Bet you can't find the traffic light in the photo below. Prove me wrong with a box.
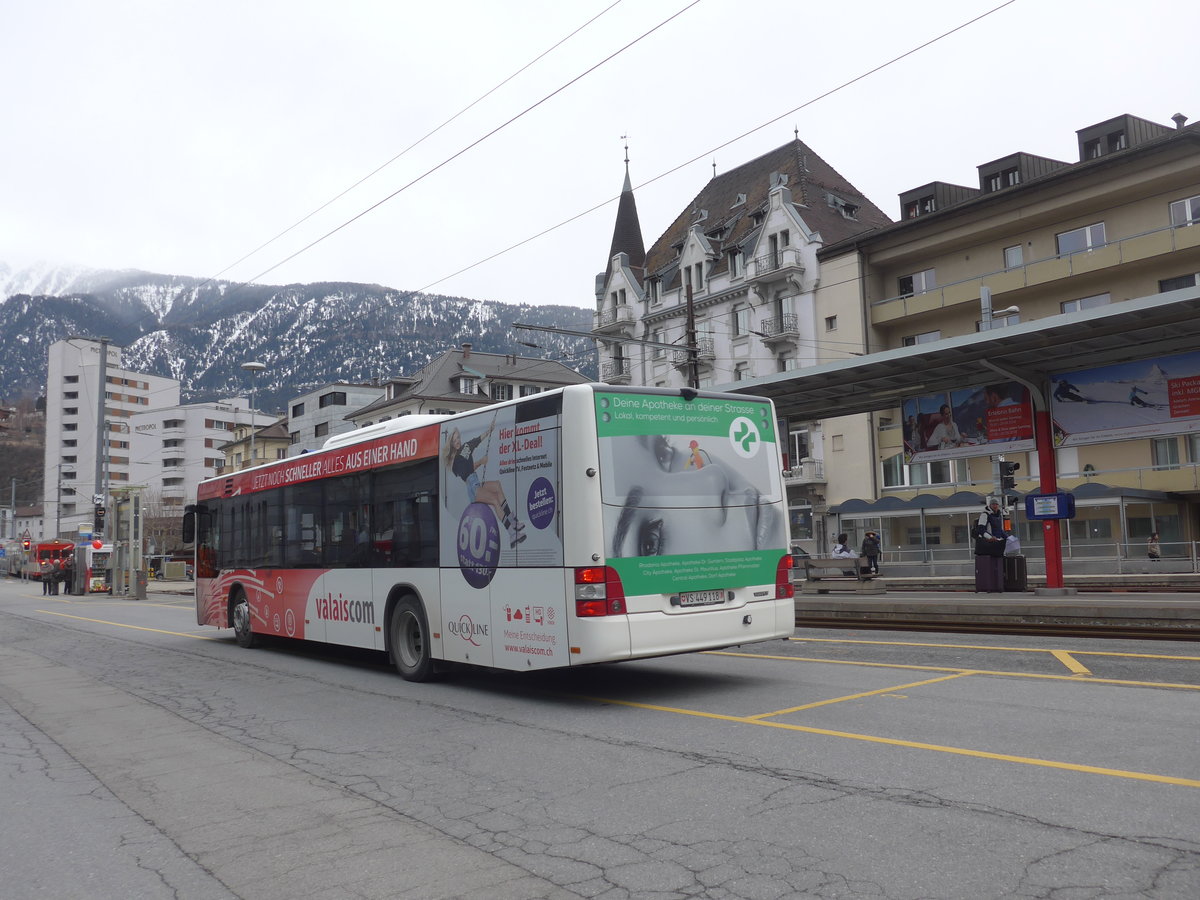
[22,538,31,551]
[999,460,1019,492]
[93,505,106,536]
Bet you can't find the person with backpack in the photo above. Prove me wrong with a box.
[831,533,858,577]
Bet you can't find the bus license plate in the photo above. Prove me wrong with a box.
[677,590,725,607]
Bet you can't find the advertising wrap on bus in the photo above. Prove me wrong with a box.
[438,393,567,670]
[595,391,784,596]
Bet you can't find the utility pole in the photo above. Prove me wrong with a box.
[684,285,699,390]
[93,337,110,538]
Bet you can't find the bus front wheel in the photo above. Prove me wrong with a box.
[390,596,434,682]
[231,591,258,648]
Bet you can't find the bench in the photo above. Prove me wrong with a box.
[797,557,884,594]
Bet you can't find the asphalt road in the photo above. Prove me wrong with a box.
[2,578,1198,899]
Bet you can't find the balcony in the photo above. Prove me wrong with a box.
[757,313,801,347]
[783,458,825,486]
[870,220,1200,325]
[671,338,716,369]
[601,358,632,384]
[748,246,805,295]
[592,304,636,336]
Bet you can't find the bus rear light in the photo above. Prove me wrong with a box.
[574,566,625,616]
[776,554,794,600]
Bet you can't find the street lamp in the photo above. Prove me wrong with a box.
[241,361,266,468]
[980,286,1020,332]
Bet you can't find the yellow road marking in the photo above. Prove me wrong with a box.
[708,650,1200,691]
[790,635,1200,662]
[573,694,1200,788]
[747,672,974,718]
[1051,649,1092,676]
[37,610,217,640]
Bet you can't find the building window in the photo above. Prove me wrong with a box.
[1083,138,1101,160]
[456,377,478,395]
[1160,273,1199,292]
[163,439,183,448]
[289,431,299,444]
[519,385,541,397]
[647,279,660,304]
[1061,293,1110,314]
[693,264,704,291]
[63,391,78,400]
[319,391,347,408]
[733,362,749,381]
[732,306,751,337]
[162,458,184,467]
[1152,437,1180,470]
[64,375,78,383]
[490,383,514,401]
[1003,245,1024,269]
[825,315,837,332]
[163,419,184,428]
[897,268,936,297]
[63,439,77,448]
[650,328,665,359]
[63,423,77,432]
[314,422,330,437]
[1108,131,1127,152]
[63,407,78,415]
[902,330,941,346]
[728,249,742,278]
[777,354,795,372]
[292,402,305,417]
[1170,195,1200,227]
[1056,223,1105,256]
[903,195,936,219]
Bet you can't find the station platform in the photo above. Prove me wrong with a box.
[794,577,1200,638]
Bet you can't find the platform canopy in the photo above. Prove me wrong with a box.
[731,285,1200,421]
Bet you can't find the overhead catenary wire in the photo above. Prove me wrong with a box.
[238,0,705,288]
[202,0,628,287]
[412,0,1017,295]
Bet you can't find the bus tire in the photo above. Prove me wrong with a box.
[389,596,435,682]
[231,589,258,649]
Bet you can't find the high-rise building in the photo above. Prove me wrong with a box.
[43,339,179,539]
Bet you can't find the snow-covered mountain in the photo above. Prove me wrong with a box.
[0,262,596,413]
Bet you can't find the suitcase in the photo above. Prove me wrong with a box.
[974,555,1004,593]
[1004,554,1028,592]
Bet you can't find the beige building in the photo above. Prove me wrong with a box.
[817,112,1200,568]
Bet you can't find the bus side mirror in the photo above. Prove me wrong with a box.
[182,511,195,544]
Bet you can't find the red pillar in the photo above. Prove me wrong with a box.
[1034,409,1064,589]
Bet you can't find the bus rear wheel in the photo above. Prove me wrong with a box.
[390,596,435,682]
[231,591,258,648]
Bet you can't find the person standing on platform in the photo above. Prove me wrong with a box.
[974,499,1006,593]
[1147,532,1162,561]
[860,531,881,575]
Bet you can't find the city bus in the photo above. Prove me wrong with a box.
[22,539,76,579]
[184,384,794,681]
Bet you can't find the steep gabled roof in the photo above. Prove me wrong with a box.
[603,167,646,285]
[350,346,590,418]
[643,138,891,279]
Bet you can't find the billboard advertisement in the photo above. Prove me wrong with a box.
[1051,350,1200,447]
[903,381,1035,464]
[595,391,786,596]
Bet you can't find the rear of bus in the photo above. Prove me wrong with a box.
[569,386,794,663]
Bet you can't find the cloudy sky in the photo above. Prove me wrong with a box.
[2,0,1192,309]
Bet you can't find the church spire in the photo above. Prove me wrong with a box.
[605,135,646,282]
